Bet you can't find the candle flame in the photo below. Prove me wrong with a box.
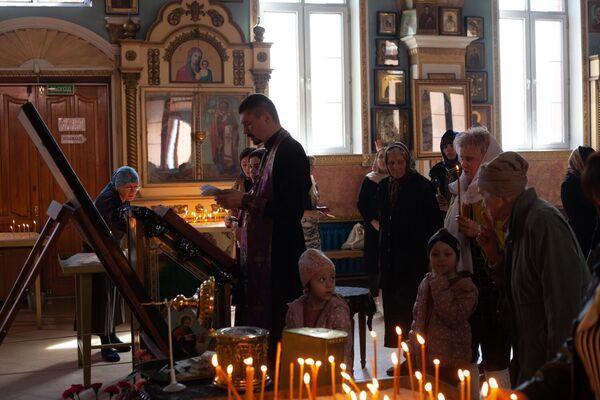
[372,378,379,388]
[510,394,518,400]
[261,365,267,373]
[456,165,460,172]
[298,358,305,365]
[340,363,346,371]
[395,326,402,335]
[359,391,367,400]
[383,396,390,400]
[304,372,311,384]
[437,394,445,400]
[341,372,352,381]
[305,358,315,365]
[366,383,375,395]
[370,331,377,338]
[424,382,432,392]
[433,359,440,366]
[211,354,218,367]
[328,355,335,363]
[481,382,489,397]
[463,370,470,378]
[458,369,464,381]
[416,334,425,345]
[350,392,357,400]
[227,364,233,374]
[391,352,398,365]
[401,342,409,352]
[489,378,498,389]
[244,357,253,366]
[315,360,322,367]
[415,371,422,381]
[342,384,351,394]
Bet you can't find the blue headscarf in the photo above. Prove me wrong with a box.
[111,166,139,188]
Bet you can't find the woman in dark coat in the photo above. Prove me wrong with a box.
[561,146,596,258]
[87,166,140,362]
[378,143,443,349]
[357,148,387,297]
[429,130,460,215]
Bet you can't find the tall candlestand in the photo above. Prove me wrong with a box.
[164,300,186,392]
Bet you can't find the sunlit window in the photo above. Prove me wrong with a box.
[0,0,90,5]
[498,0,568,150]
[261,0,351,154]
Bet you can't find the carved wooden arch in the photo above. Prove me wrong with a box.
[0,17,115,70]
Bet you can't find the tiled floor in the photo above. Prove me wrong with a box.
[0,296,394,400]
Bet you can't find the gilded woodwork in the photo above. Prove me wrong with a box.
[147,48,160,86]
[123,72,140,170]
[233,49,245,86]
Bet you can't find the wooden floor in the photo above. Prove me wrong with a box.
[0,296,394,400]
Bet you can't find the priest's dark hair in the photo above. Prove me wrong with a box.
[238,93,280,124]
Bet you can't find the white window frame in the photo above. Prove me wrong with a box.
[0,0,91,6]
[260,0,353,154]
[498,1,570,150]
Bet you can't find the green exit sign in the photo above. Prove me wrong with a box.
[47,84,74,96]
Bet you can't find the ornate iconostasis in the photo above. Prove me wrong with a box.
[119,0,271,205]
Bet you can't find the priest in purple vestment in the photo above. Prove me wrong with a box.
[215,94,312,362]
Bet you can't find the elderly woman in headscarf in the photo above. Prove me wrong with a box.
[357,148,388,297]
[285,248,353,365]
[444,126,511,392]
[377,142,442,367]
[87,166,140,362]
[475,152,589,386]
[561,146,596,258]
[429,130,460,214]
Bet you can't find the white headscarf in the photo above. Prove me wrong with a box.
[445,134,502,273]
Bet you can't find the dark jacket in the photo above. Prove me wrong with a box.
[378,172,443,287]
[561,173,597,257]
[357,177,381,274]
[83,183,126,252]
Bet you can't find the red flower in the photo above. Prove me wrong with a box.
[62,387,75,399]
[88,382,102,391]
[103,385,120,395]
[134,378,146,391]
[117,380,132,390]
[70,384,84,393]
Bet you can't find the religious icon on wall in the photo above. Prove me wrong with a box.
[471,104,494,131]
[465,42,485,69]
[372,108,409,152]
[106,0,139,14]
[590,1,600,33]
[170,40,223,83]
[416,3,437,35]
[376,39,400,67]
[466,71,488,103]
[377,11,398,36]
[439,8,462,35]
[375,69,406,106]
[170,309,210,358]
[400,9,417,36]
[465,16,484,38]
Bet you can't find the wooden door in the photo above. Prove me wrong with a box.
[0,84,111,297]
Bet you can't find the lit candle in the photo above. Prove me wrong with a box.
[9,225,13,232]
[395,327,402,366]
[227,364,234,400]
[342,383,351,400]
[211,354,222,383]
[244,357,254,400]
[313,360,321,399]
[416,334,426,380]
[433,359,439,397]
[415,371,423,400]
[424,382,433,400]
[489,378,498,400]
[437,394,445,400]
[401,342,414,395]
[391,353,398,400]
[275,342,282,400]
[340,372,360,393]
[463,369,471,400]
[360,391,367,400]
[481,381,489,399]
[304,373,313,400]
[383,395,390,400]
[458,370,465,400]
[456,165,462,216]
[350,392,357,400]
[26,224,30,232]
[260,365,267,400]
[370,331,378,377]
[510,394,518,400]
[372,378,379,400]
[297,358,305,400]
[289,362,294,400]
[328,355,336,400]
[33,220,36,232]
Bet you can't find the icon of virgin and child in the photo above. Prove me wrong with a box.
[175,47,214,82]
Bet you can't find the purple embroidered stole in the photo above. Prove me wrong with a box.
[239,129,291,330]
